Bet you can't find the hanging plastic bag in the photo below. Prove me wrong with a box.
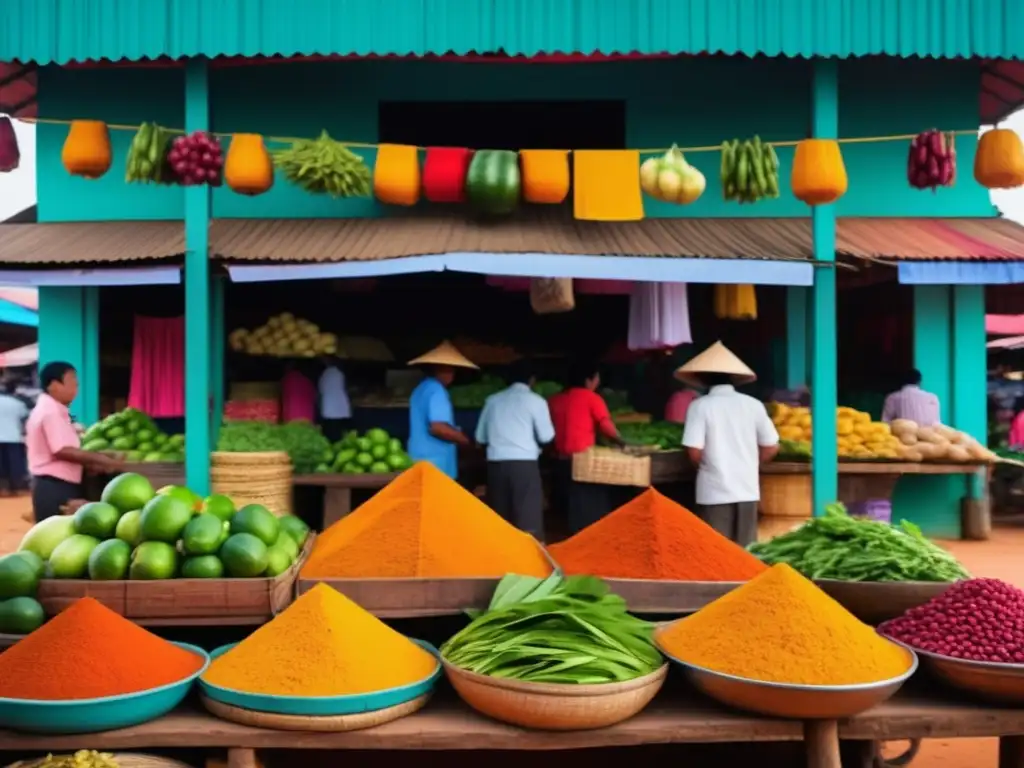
[530,278,575,314]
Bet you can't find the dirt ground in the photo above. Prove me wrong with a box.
[0,496,1017,765]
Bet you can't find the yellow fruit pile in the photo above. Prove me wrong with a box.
[769,404,902,460]
[228,312,338,358]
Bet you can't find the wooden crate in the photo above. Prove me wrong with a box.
[297,538,553,618]
[36,535,314,626]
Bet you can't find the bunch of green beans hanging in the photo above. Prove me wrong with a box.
[748,503,970,583]
[441,573,662,684]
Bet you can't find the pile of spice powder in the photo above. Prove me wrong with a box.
[301,462,552,579]
[548,488,767,581]
[204,583,437,696]
[0,597,205,700]
[657,563,911,685]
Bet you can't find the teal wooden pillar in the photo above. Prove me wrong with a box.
[210,275,226,444]
[809,59,839,514]
[785,286,808,388]
[184,59,212,495]
[952,285,987,500]
[38,286,100,425]
[912,285,952,423]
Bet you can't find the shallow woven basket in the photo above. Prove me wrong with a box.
[210,466,294,483]
[7,754,194,768]
[210,451,290,467]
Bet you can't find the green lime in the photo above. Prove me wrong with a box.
[218,520,231,547]
[356,452,374,468]
[369,461,390,474]
[0,553,40,598]
[387,438,403,454]
[156,485,202,512]
[18,516,75,560]
[135,429,154,443]
[263,547,292,577]
[49,534,101,579]
[152,432,169,446]
[72,501,121,539]
[11,551,44,581]
[202,493,236,522]
[278,515,309,547]
[182,514,224,556]
[0,597,45,634]
[355,437,372,452]
[139,495,193,543]
[100,472,155,514]
[135,442,155,453]
[88,539,131,580]
[366,427,390,445]
[104,425,126,440]
[111,436,135,451]
[129,541,178,580]
[273,531,299,560]
[230,505,280,547]
[219,533,269,578]
[386,452,407,470]
[115,509,144,547]
[370,444,388,460]
[181,555,225,579]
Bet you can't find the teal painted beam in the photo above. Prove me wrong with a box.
[785,286,808,389]
[37,286,100,425]
[952,285,987,500]
[913,285,952,423]
[210,276,225,444]
[810,59,839,515]
[81,287,100,426]
[184,59,212,496]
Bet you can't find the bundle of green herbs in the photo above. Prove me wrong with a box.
[441,573,662,684]
[748,502,969,582]
[216,420,330,473]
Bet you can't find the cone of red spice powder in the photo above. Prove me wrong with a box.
[548,488,768,581]
[0,597,205,700]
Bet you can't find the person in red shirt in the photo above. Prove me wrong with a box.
[549,362,625,534]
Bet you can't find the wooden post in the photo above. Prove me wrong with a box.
[211,274,226,444]
[809,58,839,516]
[226,748,262,768]
[786,286,808,388]
[803,720,841,768]
[184,57,212,496]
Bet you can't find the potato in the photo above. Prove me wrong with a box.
[891,418,919,433]
[901,449,924,462]
[934,424,959,441]
[894,430,918,446]
[914,442,942,459]
[946,445,971,462]
[916,428,949,446]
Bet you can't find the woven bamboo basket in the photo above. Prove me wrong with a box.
[210,451,292,515]
[7,754,194,768]
[572,447,651,488]
[759,473,812,519]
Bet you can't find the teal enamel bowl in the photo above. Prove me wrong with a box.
[199,640,442,716]
[0,641,209,734]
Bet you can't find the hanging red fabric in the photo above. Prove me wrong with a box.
[423,147,473,203]
[127,315,185,418]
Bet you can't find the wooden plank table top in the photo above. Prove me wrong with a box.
[292,472,399,489]
[764,461,988,476]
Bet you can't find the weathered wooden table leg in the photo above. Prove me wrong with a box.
[838,739,877,768]
[804,720,842,768]
[227,747,261,768]
[323,487,353,528]
[1000,735,1024,768]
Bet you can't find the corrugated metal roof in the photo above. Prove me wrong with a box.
[209,214,815,263]
[0,221,183,264]
[837,218,1024,261]
[1,0,1021,65]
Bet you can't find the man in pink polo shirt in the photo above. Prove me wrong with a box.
[26,362,121,522]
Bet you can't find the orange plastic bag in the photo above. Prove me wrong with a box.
[374,144,421,206]
[521,150,570,204]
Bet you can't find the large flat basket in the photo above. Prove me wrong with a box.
[572,447,651,488]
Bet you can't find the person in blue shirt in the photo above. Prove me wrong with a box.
[406,341,477,480]
[475,359,555,541]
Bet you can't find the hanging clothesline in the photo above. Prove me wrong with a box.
[15,116,980,155]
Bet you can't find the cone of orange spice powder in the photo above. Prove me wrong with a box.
[0,597,205,700]
[548,488,767,581]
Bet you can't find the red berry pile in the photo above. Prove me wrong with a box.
[879,578,1024,664]
[168,131,223,186]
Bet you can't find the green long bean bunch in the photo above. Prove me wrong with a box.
[748,503,970,583]
[441,574,662,685]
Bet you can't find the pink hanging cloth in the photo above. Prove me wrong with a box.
[627,282,693,351]
[128,315,185,418]
[281,370,316,422]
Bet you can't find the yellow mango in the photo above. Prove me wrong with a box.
[837,417,854,436]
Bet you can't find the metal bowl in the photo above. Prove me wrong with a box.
[913,647,1024,704]
[654,632,918,719]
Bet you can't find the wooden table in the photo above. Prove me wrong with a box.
[292,472,400,528]
[3,691,1024,768]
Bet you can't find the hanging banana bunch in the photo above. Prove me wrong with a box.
[713,285,758,320]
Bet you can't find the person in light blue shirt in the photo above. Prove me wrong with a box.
[406,342,477,480]
[475,359,555,540]
[0,381,29,495]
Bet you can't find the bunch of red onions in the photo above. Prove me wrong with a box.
[168,131,223,186]
[907,129,956,191]
[879,578,1024,664]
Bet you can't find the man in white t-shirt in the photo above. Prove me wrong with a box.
[317,357,352,443]
[677,342,779,546]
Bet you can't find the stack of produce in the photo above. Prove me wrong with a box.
[770,404,903,460]
[301,462,551,579]
[0,550,46,634]
[228,312,338,357]
[30,751,119,768]
[615,421,683,450]
[442,573,662,684]
[749,503,969,583]
[19,473,310,581]
[203,583,436,697]
[656,563,912,685]
[907,129,956,191]
[720,136,780,203]
[315,428,412,474]
[880,579,1024,663]
[449,375,507,409]
[81,407,184,463]
[216,420,331,474]
[0,596,205,699]
[271,131,372,198]
[549,488,766,582]
[889,419,997,462]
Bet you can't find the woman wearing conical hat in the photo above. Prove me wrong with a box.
[406,341,478,480]
[677,342,780,546]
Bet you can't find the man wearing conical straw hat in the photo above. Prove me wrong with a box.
[406,341,478,480]
[677,341,780,546]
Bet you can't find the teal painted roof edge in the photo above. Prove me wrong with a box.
[2,0,1022,65]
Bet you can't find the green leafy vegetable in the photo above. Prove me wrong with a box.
[216,420,330,474]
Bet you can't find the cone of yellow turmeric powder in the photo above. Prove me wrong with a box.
[200,583,440,715]
[300,462,551,579]
[655,564,915,687]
